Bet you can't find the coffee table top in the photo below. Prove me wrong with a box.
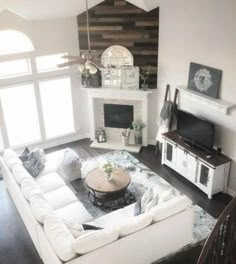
[85,167,131,194]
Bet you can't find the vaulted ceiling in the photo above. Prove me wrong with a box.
[0,0,159,20]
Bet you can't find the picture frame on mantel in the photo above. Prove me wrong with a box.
[121,66,139,90]
[187,62,222,99]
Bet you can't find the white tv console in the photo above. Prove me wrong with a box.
[162,131,231,199]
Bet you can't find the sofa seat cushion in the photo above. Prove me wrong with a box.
[44,214,77,262]
[12,163,31,185]
[150,195,192,223]
[44,186,78,210]
[55,201,93,225]
[118,213,152,238]
[72,227,119,255]
[21,177,44,201]
[30,196,54,224]
[35,172,65,193]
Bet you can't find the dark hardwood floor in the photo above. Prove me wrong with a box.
[0,139,232,264]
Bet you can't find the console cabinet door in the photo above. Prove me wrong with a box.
[163,140,176,168]
[196,161,214,194]
[175,148,187,176]
[186,154,198,183]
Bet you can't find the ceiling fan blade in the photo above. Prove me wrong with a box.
[57,60,81,68]
[62,55,81,60]
[91,60,105,69]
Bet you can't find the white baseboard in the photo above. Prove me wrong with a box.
[226,187,236,198]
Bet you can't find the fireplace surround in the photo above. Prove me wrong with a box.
[84,88,152,153]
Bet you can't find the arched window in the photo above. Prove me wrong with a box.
[0,30,34,55]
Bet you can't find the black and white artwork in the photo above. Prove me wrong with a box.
[187,62,222,98]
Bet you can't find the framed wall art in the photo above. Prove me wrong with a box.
[187,62,222,99]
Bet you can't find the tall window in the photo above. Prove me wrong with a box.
[0,30,77,150]
[0,84,41,146]
[0,30,34,55]
[39,77,75,138]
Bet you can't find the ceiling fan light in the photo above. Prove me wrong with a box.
[89,66,98,74]
[85,61,92,70]
[77,64,85,72]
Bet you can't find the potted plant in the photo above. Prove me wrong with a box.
[140,65,151,90]
[100,161,115,181]
[132,120,145,145]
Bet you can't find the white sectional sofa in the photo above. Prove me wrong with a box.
[0,148,194,264]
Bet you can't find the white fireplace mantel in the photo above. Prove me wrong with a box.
[83,88,153,152]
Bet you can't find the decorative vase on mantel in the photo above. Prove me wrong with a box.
[132,119,145,146]
[134,130,143,145]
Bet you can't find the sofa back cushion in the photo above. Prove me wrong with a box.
[21,177,44,201]
[3,149,22,170]
[44,214,77,262]
[12,163,31,185]
[30,196,54,224]
[150,195,192,223]
[72,227,119,255]
[118,213,152,238]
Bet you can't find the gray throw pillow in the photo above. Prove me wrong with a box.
[23,152,45,177]
[19,147,30,162]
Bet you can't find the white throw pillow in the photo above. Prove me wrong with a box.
[118,213,152,238]
[158,188,176,204]
[30,196,54,224]
[145,194,159,212]
[12,163,31,185]
[140,188,154,213]
[72,227,119,255]
[150,195,192,222]
[57,148,81,183]
[44,214,77,262]
[3,149,22,170]
[21,177,44,201]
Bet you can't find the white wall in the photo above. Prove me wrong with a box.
[157,0,236,194]
[0,11,90,147]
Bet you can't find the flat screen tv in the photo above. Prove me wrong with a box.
[177,109,215,151]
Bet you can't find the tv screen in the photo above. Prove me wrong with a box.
[104,104,133,128]
[177,109,215,151]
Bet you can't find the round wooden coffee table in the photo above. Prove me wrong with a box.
[85,167,132,209]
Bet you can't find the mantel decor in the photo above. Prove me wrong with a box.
[132,119,145,145]
[188,62,222,99]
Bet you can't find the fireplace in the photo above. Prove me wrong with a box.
[104,104,133,128]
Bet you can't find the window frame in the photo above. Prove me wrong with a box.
[0,50,79,150]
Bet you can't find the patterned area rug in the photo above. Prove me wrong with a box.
[71,150,216,248]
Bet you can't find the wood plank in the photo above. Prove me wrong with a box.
[95,9,144,15]
[114,0,126,6]
[90,41,134,47]
[79,26,123,31]
[102,33,150,39]
[135,21,159,27]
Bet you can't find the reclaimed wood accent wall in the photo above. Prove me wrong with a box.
[77,0,159,89]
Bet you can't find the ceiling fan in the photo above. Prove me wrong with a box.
[57,0,104,74]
